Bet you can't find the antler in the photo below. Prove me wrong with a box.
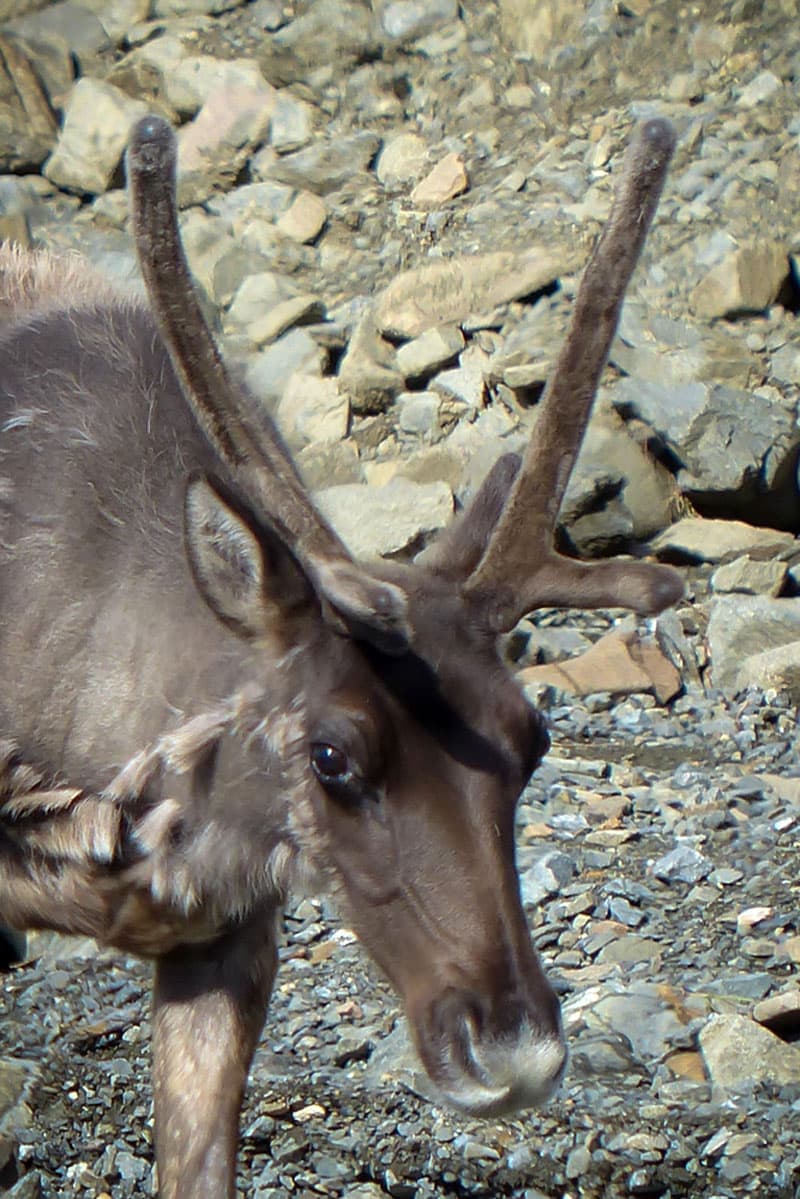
[463,118,684,633]
[127,116,410,651]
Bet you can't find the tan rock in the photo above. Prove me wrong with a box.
[276,191,327,243]
[691,241,788,319]
[376,132,428,186]
[517,629,682,705]
[711,555,787,597]
[665,1050,707,1082]
[733,639,800,701]
[376,248,575,339]
[699,1013,800,1089]
[410,152,468,207]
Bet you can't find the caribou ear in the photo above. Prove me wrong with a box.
[184,475,312,640]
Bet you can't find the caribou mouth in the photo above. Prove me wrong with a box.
[426,1009,568,1118]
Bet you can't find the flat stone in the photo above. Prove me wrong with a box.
[651,845,712,885]
[314,478,453,560]
[245,294,324,347]
[651,518,794,565]
[771,342,800,384]
[710,556,787,597]
[375,248,575,339]
[699,1013,800,1090]
[410,152,468,206]
[395,324,464,381]
[269,89,314,153]
[260,131,381,194]
[226,271,296,329]
[244,328,325,403]
[396,392,441,437]
[517,630,682,706]
[296,440,364,490]
[378,0,459,42]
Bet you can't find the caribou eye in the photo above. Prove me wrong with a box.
[310,742,350,784]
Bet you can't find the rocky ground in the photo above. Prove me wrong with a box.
[2,0,800,1196]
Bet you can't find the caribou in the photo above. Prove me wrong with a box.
[0,115,682,1197]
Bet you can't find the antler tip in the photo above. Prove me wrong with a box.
[128,114,176,177]
[642,564,684,615]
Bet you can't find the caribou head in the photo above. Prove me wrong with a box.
[0,114,681,1195]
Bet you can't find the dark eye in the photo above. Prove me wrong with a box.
[310,742,349,784]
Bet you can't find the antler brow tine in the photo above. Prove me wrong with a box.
[464,117,683,631]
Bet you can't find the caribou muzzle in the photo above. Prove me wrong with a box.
[414,985,567,1116]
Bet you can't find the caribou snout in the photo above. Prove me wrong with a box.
[412,984,567,1117]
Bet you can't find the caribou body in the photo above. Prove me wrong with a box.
[0,116,681,1197]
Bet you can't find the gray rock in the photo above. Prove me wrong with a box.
[0,32,62,173]
[612,300,755,390]
[707,595,800,694]
[314,478,452,560]
[276,192,327,244]
[270,90,315,154]
[396,392,441,438]
[731,640,800,702]
[520,850,576,905]
[162,54,269,117]
[710,556,787,597]
[395,324,464,382]
[153,0,242,12]
[338,312,404,414]
[770,342,800,385]
[699,1013,800,1090]
[691,241,788,318]
[498,0,584,60]
[375,132,428,188]
[177,82,276,206]
[377,0,459,43]
[650,517,794,564]
[87,0,151,44]
[257,132,381,195]
[244,295,325,348]
[296,440,364,490]
[43,79,148,195]
[616,377,798,523]
[260,0,379,83]
[7,2,110,68]
[275,373,349,452]
[244,328,326,404]
[226,272,298,330]
[651,845,712,885]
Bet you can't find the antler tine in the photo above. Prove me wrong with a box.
[127,116,344,562]
[128,116,411,651]
[464,117,683,633]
